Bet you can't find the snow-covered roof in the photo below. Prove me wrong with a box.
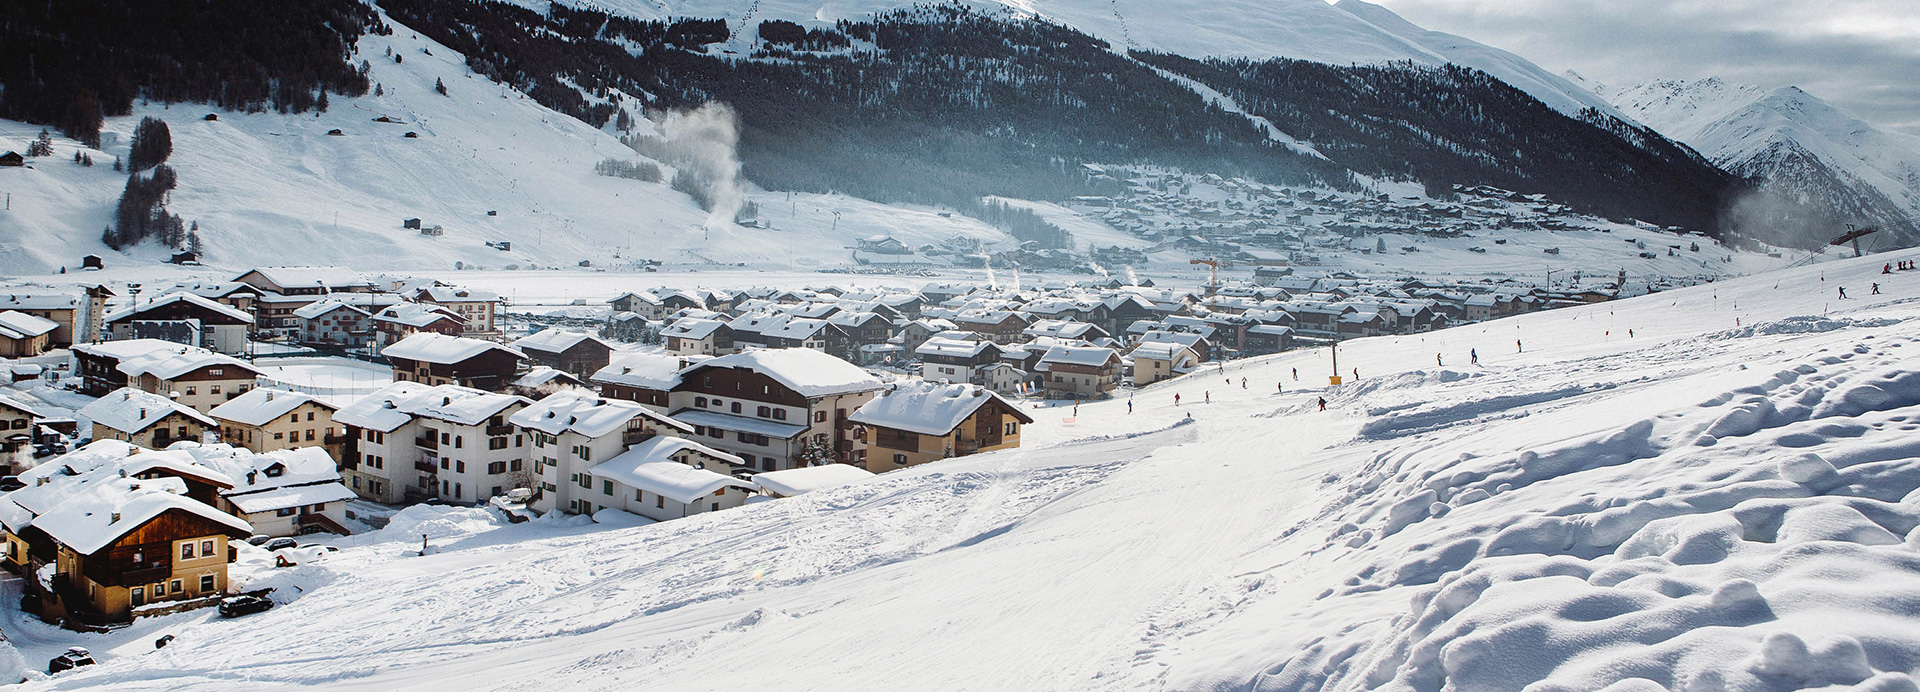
[33,475,249,556]
[510,366,581,389]
[292,300,371,320]
[374,303,465,328]
[663,317,729,340]
[115,346,260,381]
[750,464,876,497]
[0,292,79,311]
[1129,341,1194,361]
[509,390,690,437]
[590,442,753,504]
[608,291,660,306]
[382,333,524,364]
[105,291,255,324]
[333,382,528,431]
[849,382,1032,436]
[79,388,217,433]
[761,317,834,341]
[669,409,810,440]
[592,353,694,390]
[512,328,609,354]
[209,388,330,427]
[1137,331,1209,349]
[0,392,44,418]
[1023,319,1103,339]
[236,266,373,290]
[1040,345,1120,368]
[225,482,359,515]
[415,286,501,303]
[0,310,59,340]
[1247,324,1294,337]
[685,348,883,398]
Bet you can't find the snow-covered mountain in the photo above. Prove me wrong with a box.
[1595,77,1920,248]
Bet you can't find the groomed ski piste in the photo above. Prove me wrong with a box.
[9,251,1920,691]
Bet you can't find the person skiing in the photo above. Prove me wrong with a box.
[1839,286,1848,299]
[1204,391,1210,404]
[1277,382,1284,393]
[1241,377,1247,389]
[1470,348,1478,365]
[1352,368,1359,380]
[1317,397,1327,411]
[1886,263,1894,274]
[1127,400,1133,414]
[1174,393,1181,406]
[1292,367,1298,380]
[1436,353,1443,367]
[1872,283,1882,295]
[1516,339,1523,353]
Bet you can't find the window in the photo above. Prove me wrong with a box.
[815,411,827,423]
[181,542,196,559]
[894,453,908,466]
[731,402,742,414]
[209,369,223,376]
[489,437,507,450]
[635,489,644,501]
[307,412,315,421]
[353,476,361,489]
[289,414,299,423]
[455,461,466,473]
[454,436,462,449]
[132,587,145,606]
[277,508,298,517]
[454,484,462,499]
[707,428,723,439]
[440,458,450,470]
[306,429,316,441]
[211,385,222,394]
[170,578,183,594]
[602,480,614,495]
[578,474,590,489]
[488,461,506,475]
[772,409,787,421]
[515,436,523,448]
[201,574,215,592]
[757,406,771,418]
[273,432,284,440]
[695,396,708,408]
[510,459,523,472]
[201,540,214,555]
[186,386,198,396]
[656,495,665,509]
[762,457,775,472]
[1005,422,1018,436]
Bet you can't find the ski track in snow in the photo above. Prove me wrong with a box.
[14,251,1920,691]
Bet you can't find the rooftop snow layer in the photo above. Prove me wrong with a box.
[849,381,1030,436]
[104,291,255,324]
[79,387,218,433]
[382,332,524,364]
[208,388,327,427]
[684,348,883,398]
[0,310,59,339]
[32,475,249,555]
[592,353,694,390]
[512,328,607,354]
[333,382,528,430]
[509,390,689,437]
[590,450,752,504]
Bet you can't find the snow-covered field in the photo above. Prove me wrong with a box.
[253,358,396,398]
[10,248,1917,689]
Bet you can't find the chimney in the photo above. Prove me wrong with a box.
[111,512,121,523]
[140,408,147,419]
[266,392,274,401]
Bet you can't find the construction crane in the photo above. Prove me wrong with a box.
[1190,258,1235,295]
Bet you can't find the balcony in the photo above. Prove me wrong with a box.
[415,460,438,473]
[414,436,438,450]
[485,424,514,436]
[121,564,170,585]
[622,429,657,446]
[322,433,347,446]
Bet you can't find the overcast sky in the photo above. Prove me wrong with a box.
[1365,0,1920,137]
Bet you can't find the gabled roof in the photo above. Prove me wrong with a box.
[115,346,261,381]
[79,388,217,434]
[915,336,1000,359]
[209,388,331,427]
[414,286,501,303]
[0,310,59,340]
[333,382,528,431]
[0,292,79,311]
[683,349,883,398]
[381,333,524,364]
[34,476,250,555]
[663,317,729,340]
[1129,341,1195,361]
[512,328,610,354]
[590,439,753,504]
[72,338,194,361]
[509,390,690,437]
[849,381,1032,436]
[592,353,695,391]
[293,300,371,320]
[1039,345,1119,368]
[234,266,374,291]
[608,291,661,306]
[105,291,255,324]
[0,392,44,418]
[511,366,583,389]
[374,303,465,328]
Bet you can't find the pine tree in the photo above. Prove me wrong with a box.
[375,83,384,97]
[435,77,447,95]
[128,117,173,172]
[26,129,54,157]
[317,89,329,113]
[113,157,123,172]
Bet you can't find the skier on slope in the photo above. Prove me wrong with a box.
[1317,397,1327,411]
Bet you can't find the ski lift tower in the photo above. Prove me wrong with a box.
[1830,224,1878,258]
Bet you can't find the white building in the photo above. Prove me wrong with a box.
[332,382,533,504]
[509,390,701,516]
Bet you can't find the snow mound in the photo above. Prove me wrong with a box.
[380,504,504,541]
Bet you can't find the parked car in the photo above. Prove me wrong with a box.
[218,595,274,618]
[246,535,272,546]
[48,647,94,674]
[264,538,298,551]
[0,476,23,492]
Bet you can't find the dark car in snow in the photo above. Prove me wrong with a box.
[219,595,274,618]
[48,647,94,674]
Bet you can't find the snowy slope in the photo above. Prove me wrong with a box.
[534,0,1623,121]
[15,250,1920,689]
[0,15,1018,275]
[1602,78,1920,245]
